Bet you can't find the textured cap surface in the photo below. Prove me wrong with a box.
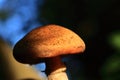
[13,24,85,64]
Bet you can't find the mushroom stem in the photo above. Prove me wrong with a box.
[45,56,68,80]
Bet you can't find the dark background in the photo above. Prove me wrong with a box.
[40,0,120,80]
[0,0,120,80]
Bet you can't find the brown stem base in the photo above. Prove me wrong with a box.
[45,56,68,80]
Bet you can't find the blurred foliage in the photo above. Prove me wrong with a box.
[108,31,120,52]
[101,31,120,80]
[0,12,9,20]
[101,53,120,80]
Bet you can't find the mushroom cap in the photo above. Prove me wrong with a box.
[13,24,85,64]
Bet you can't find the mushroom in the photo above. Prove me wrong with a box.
[13,24,85,80]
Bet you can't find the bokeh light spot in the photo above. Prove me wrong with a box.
[108,31,120,51]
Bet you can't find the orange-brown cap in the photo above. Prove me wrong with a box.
[13,24,85,64]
